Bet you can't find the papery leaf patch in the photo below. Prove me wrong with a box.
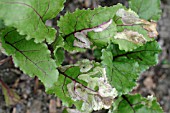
[73,19,113,49]
[113,29,146,51]
[116,8,140,25]
[141,20,158,38]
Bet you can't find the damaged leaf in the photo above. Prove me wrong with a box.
[67,66,118,112]
[73,19,113,49]
[73,32,91,49]
[141,20,158,38]
[114,8,159,51]
[58,4,123,52]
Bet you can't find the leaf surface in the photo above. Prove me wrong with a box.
[0,19,5,30]
[101,41,161,94]
[110,94,163,113]
[0,0,65,43]
[113,8,157,52]
[53,36,65,66]
[1,28,58,89]
[58,4,123,52]
[128,0,161,21]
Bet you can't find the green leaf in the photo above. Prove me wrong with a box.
[53,36,65,66]
[1,28,58,89]
[101,49,140,94]
[58,4,123,52]
[48,73,83,109]
[0,19,5,30]
[110,94,163,113]
[0,0,66,43]
[112,41,161,71]
[128,0,161,21]
[54,47,65,67]
[101,41,161,94]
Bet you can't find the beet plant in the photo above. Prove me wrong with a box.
[0,0,163,112]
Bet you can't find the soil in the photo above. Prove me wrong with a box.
[0,0,170,113]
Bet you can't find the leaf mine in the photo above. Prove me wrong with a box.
[67,65,118,112]
[114,29,146,44]
[73,19,113,49]
[116,8,140,25]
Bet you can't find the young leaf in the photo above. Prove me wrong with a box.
[128,0,161,21]
[0,0,66,43]
[110,94,163,113]
[58,4,123,52]
[1,28,58,90]
[101,41,161,94]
